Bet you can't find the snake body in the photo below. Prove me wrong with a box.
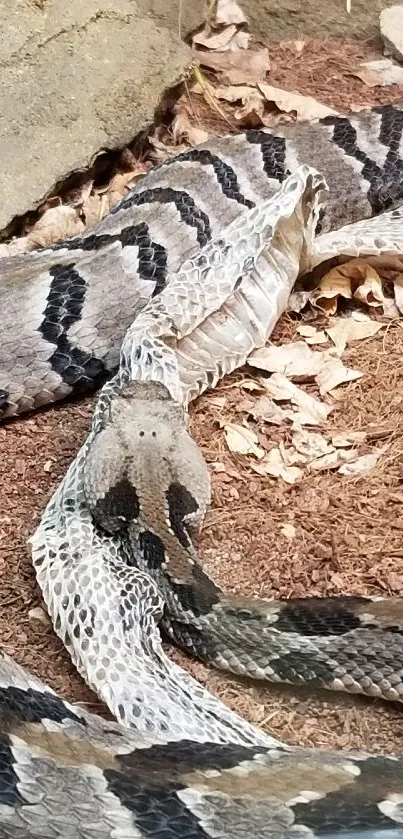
[2,104,403,836]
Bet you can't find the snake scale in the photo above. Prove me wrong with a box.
[2,103,403,837]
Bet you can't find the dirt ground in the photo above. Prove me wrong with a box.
[2,32,403,758]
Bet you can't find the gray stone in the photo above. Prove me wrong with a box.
[380,5,403,62]
[0,0,196,233]
[240,0,396,43]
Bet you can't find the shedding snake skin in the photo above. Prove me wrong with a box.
[2,104,403,837]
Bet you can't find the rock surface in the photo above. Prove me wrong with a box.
[380,5,403,62]
[0,0,195,233]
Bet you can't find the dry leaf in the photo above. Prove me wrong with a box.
[360,58,403,86]
[248,341,324,377]
[27,205,85,249]
[312,271,353,315]
[251,448,303,483]
[245,394,292,425]
[215,84,257,102]
[28,607,51,626]
[64,179,93,208]
[82,194,104,227]
[280,523,297,539]
[0,237,35,257]
[224,423,265,458]
[331,431,367,447]
[316,360,364,395]
[395,282,403,315]
[291,428,334,460]
[193,47,270,84]
[314,259,385,315]
[338,448,386,476]
[309,448,357,471]
[349,65,381,87]
[264,373,332,425]
[239,379,265,392]
[214,0,247,26]
[383,296,401,318]
[326,317,384,354]
[257,83,337,121]
[287,290,311,313]
[98,167,148,211]
[172,110,210,146]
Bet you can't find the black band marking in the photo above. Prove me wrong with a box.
[166,482,199,548]
[0,686,85,726]
[112,187,212,248]
[40,263,107,391]
[274,596,369,637]
[246,131,289,182]
[92,478,140,532]
[293,756,402,834]
[322,110,403,215]
[169,148,255,209]
[55,222,168,296]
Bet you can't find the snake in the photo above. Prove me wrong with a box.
[2,103,403,837]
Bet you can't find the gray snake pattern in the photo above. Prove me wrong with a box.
[1,104,403,838]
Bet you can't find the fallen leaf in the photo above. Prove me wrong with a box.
[224,423,265,458]
[28,607,51,626]
[97,166,149,211]
[331,431,367,447]
[257,83,337,121]
[0,237,35,257]
[313,259,385,315]
[244,394,292,425]
[359,58,403,86]
[237,95,268,126]
[239,379,265,392]
[305,331,328,345]
[27,205,85,249]
[193,46,270,85]
[338,448,386,476]
[82,194,104,227]
[251,448,303,483]
[309,448,357,471]
[383,296,401,318]
[215,84,257,102]
[214,0,247,26]
[291,428,334,459]
[326,317,384,354]
[316,360,364,395]
[349,65,381,87]
[287,290,311,313]
[172,110,210,146]
[280,523,297,539]
[263,373,332,425]
[248,341,324,377]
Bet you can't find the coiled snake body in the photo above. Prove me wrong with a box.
[2,105,403,837]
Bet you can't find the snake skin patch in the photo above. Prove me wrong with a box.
[293,757,402,834]
[40,263,107,390]
[246,131,288,181]
[166,482,199,548]
[93,478,141,532]
[0,686,85,725]
[268,650,336,687]
[112,187,213,248]
[169,149,256,209]
[323,109,403,215]
[57,222,168,296]
[274,596,368,636]
[0,734,25,808]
